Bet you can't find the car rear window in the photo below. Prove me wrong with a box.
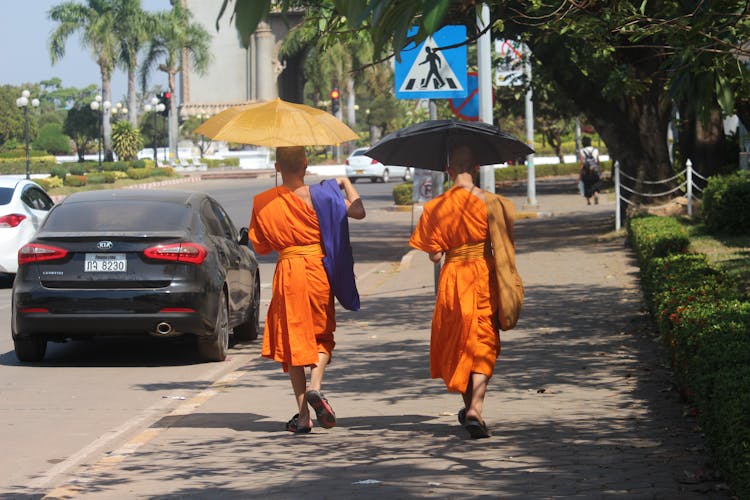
[42,201,192,232]
[0,187,14,205]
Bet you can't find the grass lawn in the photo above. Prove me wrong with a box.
[684,219,750,296]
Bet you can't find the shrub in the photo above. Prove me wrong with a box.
[203,157,240,168]
[68,164,88,176]
[33,176,63,191]
[393,182,413,205]
[130,159,146,168]
[126,167,152,179]
[102,161,130,172]
[86,173,107,184]
[50,165,68,179]
[63,174,87,187]
[0,160,58,175]
[0,150,51,159]
[151,166,174,177]
[103,171,118,183]
[702,171,750,235]
[33,123,72,155]
[111,121,143,161]
[627,215,689,265]
[629,215,750,498]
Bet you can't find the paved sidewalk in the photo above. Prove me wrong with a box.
[42,178,727,499]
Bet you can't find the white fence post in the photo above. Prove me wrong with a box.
[685,158,693,217]
[614,160,621,231]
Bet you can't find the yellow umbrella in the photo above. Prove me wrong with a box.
[194,97,358,147]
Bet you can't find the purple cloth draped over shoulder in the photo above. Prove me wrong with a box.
[309,179,360,311]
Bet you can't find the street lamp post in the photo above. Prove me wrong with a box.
[90,95,111,171]
[15,90,40,180]
[144,97,164,166]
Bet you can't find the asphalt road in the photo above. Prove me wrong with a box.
[0,175,401,494]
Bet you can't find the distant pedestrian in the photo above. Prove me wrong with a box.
[579,136,601,205]
[249,146,365,434]
[409,145,523,439]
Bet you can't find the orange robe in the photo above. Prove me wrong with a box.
[249,186,335,370]
[409,186,500,393]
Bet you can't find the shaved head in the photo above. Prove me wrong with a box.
[276,146,308,175]
[448,145,478,174]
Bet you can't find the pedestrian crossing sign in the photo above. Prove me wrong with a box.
[395,25,468,100]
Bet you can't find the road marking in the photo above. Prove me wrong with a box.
[37,361,251,498]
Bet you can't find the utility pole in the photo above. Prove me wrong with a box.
[477,3,495,193]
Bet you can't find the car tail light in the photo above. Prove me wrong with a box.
[19,307,49,313]
[0,214,27,228]
[160,307,196,313]
[345,159,350,165]
[18,243,69,265]
[370,159,379,165]
[144,243,207,264]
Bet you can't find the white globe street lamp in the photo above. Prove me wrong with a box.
[16,90,40,179]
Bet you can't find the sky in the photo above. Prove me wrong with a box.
[0,0,172,102]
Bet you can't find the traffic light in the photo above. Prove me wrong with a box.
[330,87,340,115]
[159,91,171,116]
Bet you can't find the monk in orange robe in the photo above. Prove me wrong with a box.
[249,146,365,433]
[409,145,513,439]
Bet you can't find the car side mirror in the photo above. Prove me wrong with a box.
[238,227,249,246]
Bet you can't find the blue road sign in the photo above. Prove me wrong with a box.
[395,26,468,100]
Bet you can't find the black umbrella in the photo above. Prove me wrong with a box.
[365,119,533,172]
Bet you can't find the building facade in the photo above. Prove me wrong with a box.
[180,2,305,120]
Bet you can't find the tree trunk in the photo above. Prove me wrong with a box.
[345,76,356,127]
[168,72,178,162]
[678,106,727,183]
[102,70,113,162]
[128,65,138,127]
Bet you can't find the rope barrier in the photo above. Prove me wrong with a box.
[619,169,685,184]
[614,160,703,230]
[619,182,687,197]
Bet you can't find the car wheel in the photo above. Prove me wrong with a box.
[233,274,260,341]
[198,289,230,362]
[14,336,47,362]
[403,168,413,181]
[380,169,390,183]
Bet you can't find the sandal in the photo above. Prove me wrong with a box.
[458,408,466,426]
[305,390,336,429]
[285,413,311,434]
[464,417,490,439]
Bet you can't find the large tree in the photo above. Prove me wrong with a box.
[141,2,210,162]
[115,0,152,127]
[218,0,750,198]
[49,0,120,161]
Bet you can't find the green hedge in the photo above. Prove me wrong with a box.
[702,171,750,235]
[203,157,240,168]
[0,160,58,175]
[63,174,87,187]
[126,167,152,179]
[628,215,750,497]
[627,215,690,266]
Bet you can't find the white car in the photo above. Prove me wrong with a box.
[0,178,55,275]
[345,147,413,183]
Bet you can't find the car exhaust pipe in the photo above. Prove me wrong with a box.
[155,322,173,335]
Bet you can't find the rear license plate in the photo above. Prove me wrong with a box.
[85,253,127,272]
[355,169,364,174]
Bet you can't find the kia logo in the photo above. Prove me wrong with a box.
[97,241,113,250]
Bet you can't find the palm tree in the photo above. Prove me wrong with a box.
[141,2,210,162]
[49,0,119,161]
[114,0,152,127]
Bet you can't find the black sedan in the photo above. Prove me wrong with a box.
[11,189,260,363]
